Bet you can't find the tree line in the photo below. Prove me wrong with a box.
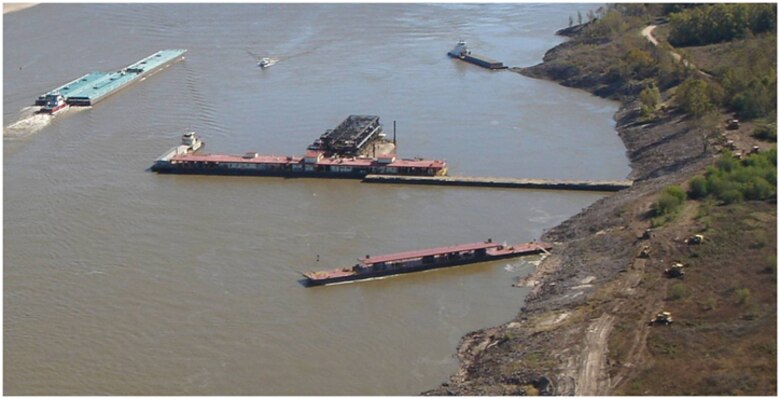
[668,3,776,47]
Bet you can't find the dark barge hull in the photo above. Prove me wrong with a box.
[150,165,438,179]
[449,54,507,70]
[153,166,377,179]
[303,249,547,287]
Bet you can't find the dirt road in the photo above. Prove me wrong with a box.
[576,313,615,395]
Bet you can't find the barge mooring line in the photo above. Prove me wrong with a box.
[362,175,632,192]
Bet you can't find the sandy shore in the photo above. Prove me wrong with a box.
[3,3,38,14]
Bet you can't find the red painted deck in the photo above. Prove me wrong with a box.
[302,240,553,284]
[171,153,303,165]
[361,241,500,265]
[169,152,446,169]
[487,242,552,256]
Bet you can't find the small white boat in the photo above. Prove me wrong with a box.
[258,57,277,68]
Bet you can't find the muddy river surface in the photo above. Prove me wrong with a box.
[4,3,628,394]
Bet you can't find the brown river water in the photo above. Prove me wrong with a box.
[4,3,628,395]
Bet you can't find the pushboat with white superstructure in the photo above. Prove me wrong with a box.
[38,93,69,115]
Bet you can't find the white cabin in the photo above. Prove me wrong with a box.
[181,132,203,152]
[447,40,470,57]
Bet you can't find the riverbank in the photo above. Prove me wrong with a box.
[3,3,37,14]
[425,13,776,396]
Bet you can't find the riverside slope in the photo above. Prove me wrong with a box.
[424,26,720,396]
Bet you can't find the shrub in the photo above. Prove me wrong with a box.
[688,175,708,199]
[735,288,751,305]
[640,84,661,109]
[693,151,777,204]
[665,185,686,202]
[669,283,689,300]
[764,255,776,274]
[753,124,777,141]
[719,189,744,204]
[653,185,687,217]
[743,176,774,200]
[655,193,681,216]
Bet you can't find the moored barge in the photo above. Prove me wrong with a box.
[302,240,552,286]
[151,116,448,178]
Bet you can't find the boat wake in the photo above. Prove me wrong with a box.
[4,107,52,138]
[4,106,89,139]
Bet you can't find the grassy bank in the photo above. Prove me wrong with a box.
[427,4,776,395]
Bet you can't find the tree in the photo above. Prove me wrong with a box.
[676,78,714,117]
[569,15,574,27]
[578,10,582,25]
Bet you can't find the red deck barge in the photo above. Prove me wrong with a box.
[302,240,552,286]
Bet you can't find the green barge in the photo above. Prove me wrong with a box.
[35,49,186,113]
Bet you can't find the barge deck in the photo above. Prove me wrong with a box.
[302,240,552,286]
[362,174,633,192]
[35,49,186,109]
[151,117,448,178]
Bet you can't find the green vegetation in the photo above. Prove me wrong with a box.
[639,83,661,119]
[675,78,715,117]
[654,185,686,215]
[566,4,777,121]
[669,283,690,300]
[668,4,776,47]
[547,5,778,396]
[651,185,686,226]
[753,122,777,142]
[688,149,777,204]
[735,288,752,305]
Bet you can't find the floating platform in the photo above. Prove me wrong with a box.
[35,49,187,107]
[302,240,551,286]
[362,174,633,192]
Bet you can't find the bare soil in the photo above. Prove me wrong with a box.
[424,24,776,396]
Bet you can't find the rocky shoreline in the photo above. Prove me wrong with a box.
[424,25,720,396]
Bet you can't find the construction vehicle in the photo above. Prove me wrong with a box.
[649,311,673,326]
[727,119,740,130]
[638,245,651,258]
[664,262,685,278]
[640,228,654,240]
[685,234,704,245]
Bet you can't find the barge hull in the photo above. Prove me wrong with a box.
[151,165,374,179]
[304,251,542,286]
[462,53,506,69]
[303,243,550,287]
